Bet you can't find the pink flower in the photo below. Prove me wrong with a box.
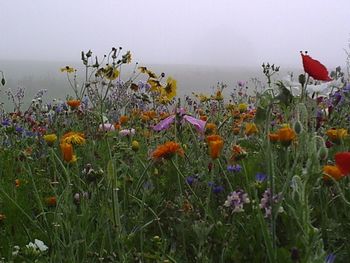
[99,123,115,131]
[153,114,206,133]
[119,128,135,136]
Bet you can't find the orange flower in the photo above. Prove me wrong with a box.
[67,99,81,108]
[46,196,57,207]
[114,122,121,130]
[200,115,208,121]
[277,127,296,146]
[326,128,348,143]
[15,179,20,188]
[233,127,240,135]
[60,142,77,163]
[323,165,344,181]
[207,135,224,159]
[268,133,279,142]
[231,144,247,161]
[119,115,129,125]
[151,141,184,160]
[0,213,6,222]
[205,123,217,135]
[208,140,224,159]
[245,123,258,136]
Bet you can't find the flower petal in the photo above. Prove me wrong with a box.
[153,115,175,131]
[183,115,206,133]
[301,52,332,81]
[335,152,350,175]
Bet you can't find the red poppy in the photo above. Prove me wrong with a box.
[301,51,331,81]
[335,152,350,175]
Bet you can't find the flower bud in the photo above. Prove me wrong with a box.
[293,120,303,134]
[318,146,328,160]
[298,74,306,86]
[131,140,140,152]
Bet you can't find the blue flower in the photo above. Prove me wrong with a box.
[227,164,242,173]
[1,119,10,126]
[212,185,224,194]
[255,173,267,183]
[186,175,198,186]
[325,253,336,263]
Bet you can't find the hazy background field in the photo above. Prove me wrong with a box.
[0,59,306,110]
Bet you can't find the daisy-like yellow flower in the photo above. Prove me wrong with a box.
[138,66,148,73]
[60,66,75,73]
[161,77,177,100]
[102,65,119,80]
[326,128,348,143]
[122,51,132,64]
[148,79,162,92]
[43,134,58,146]
[238,103,248,112]
[61,132,86,145]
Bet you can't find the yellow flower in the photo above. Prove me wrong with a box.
[60,66,75,73]
[245,123,258,136]
[43,134,57,146]
[238,103,248,112]
[161,77,177,100]
[205,123,217,135]
[148,79,162,92]
[61,132,86,145]
[326,128,348,143]
[102,65,119,80]
[122,51,132,64]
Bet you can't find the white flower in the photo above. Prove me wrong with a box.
[34,239,48,252]
[119,128,135,136]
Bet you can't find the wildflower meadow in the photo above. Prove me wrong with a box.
[1,47,350,262]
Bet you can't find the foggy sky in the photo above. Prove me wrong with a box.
[1,0,350,68]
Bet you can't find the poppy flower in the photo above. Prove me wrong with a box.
[301,51,332,81]
[60,142,77,163]
[326,128,348,143]
[335,152,350,175]
[323,165,344,181]
[45,196,57,207]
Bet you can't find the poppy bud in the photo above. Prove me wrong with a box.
[298,74,306,86]
[318,146,328,160]
[294,120,303,134]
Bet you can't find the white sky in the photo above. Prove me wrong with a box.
[1,0,350,68]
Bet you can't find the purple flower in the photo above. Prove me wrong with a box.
[183,115,206,133]
[227,164,242,173]
[325,253,336,263]
[1,119,10,126]
[212,185,224,194]
[208,182,224,194]
[255,173,267,183]
[186,175,198,186]
[224,189,250,212]
[15,126,24,133]
[153,115,175,132]
[153,114,206,133]
[259,188,283,218]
